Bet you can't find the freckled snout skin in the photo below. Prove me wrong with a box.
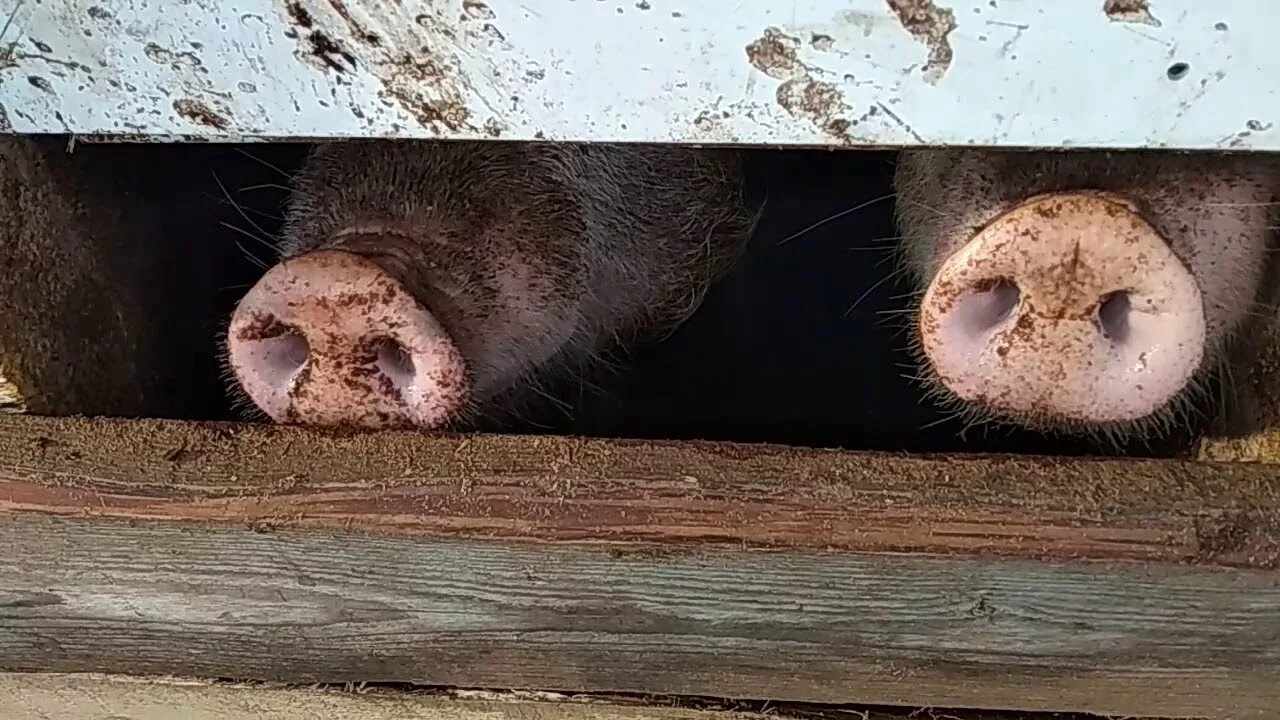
[895,149,1280,439]
[226,140,756,431]
[0,136,245,419]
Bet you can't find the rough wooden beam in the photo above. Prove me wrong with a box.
[1,416,1278,718]
[0,416,1278,567]
[1,514,1277,719]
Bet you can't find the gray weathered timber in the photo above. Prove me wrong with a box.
[1,515,1277,719]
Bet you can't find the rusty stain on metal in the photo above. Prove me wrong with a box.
[1103,0,1163,28]
[285,2,357,73]
[810,33,836,52]
[885,0,957,84]
[746,27,855,143]
[0,0,1276,149]
[172,98,230,130]
[745,27,802,80]
[282,0,477,134]
[776,78,854,141]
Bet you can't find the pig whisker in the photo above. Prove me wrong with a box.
[843,271,899,318]
[236,182,296,194]
[1214,357,1240,430]
[777,192,897,246]
[888,288,926,302]
[916,408,966,432]
[875,309,918,338]
[232,240,270,270]
[527,383,575,415]
[236,148,297,181]
[213,172,282,252]
[896,196,957,221]
[228,202,286,223]
[846,234,906,251]
[219,221,277,262]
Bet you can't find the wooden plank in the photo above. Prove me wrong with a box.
[1,514,1277,719]
[0,674,765,720]
[0,416,1278,568]
[1,416,1278,717]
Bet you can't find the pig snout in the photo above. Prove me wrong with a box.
[917,192,1206,425]
[227,249,470,429]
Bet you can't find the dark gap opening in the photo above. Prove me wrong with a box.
[5,136,1233,460]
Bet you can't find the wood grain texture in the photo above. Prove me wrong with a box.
[1,515,1276,719]
[0,416,1278,567]
[0,674,763,720]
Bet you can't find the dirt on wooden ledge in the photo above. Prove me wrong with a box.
[1,415,1278,568]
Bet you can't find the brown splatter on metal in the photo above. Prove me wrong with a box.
[172,99,230,130]
[383,54,472,131]
[0,104,11,133]
[285,1,357,73]
[326,0,382,45]
[886,0,958,83]
[746,28,855,143]
[1103,0,1162,27]
[745,27,802,80]
[283,2,475,134]
[776,79,854,143]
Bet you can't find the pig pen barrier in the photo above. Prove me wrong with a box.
[5,0,1280,718]
[0,415,1277,720]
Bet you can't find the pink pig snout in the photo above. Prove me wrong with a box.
[918,192,1206,425]
[227,249,470,429]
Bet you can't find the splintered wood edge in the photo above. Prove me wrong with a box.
[0,373,27,414]
[1198,430,1280,464]
[0,673,759,720]
[1,415,1279,568]
[0,673,1098,720]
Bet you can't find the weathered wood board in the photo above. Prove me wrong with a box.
[0,416,1277,719]
[0,416,1277,566]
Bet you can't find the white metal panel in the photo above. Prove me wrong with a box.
[0,0,1277,149]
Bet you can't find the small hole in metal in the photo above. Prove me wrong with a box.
[1166,62,1190,81]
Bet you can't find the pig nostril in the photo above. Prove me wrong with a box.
[375,338,416,388]
[955,278,1021,335]
[263,327,310,376]
[1098,291,1132,343]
